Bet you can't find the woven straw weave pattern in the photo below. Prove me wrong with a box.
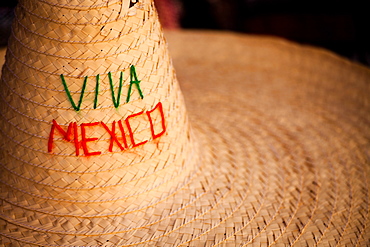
[0,0,203,245]
[0,0,369,246]
[168,31,370,246]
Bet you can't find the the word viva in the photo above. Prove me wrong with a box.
[48,102,166,156]
[61,65,144,111]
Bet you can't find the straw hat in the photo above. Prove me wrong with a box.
[0,0,369,246]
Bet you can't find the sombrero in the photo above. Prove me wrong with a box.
[0,0,369,246]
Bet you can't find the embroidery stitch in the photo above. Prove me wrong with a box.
[81,122,102,156]
[101,121,125,152]
[126,65,144,103]
[94,74,100,109]
[108,71,124,108]
[117,120,129,149]
[48,102,166,155]
[146,102,166,139]
[125,111,148,148]
[73,122,80,156]
[60,74,88,111]
[48,120,74,153]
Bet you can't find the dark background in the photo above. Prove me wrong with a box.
[179,0,369,66]
[1,0,369,66]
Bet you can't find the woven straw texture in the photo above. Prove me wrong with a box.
[166,31,370,246]
[1,0,370,246]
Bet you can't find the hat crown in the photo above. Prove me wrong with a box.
[11,0,157,77]
[0,0,198,222]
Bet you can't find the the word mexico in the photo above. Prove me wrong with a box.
[48,102,166,156]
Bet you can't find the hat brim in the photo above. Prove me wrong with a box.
[0,30,369,245]
[165,30,370,245]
